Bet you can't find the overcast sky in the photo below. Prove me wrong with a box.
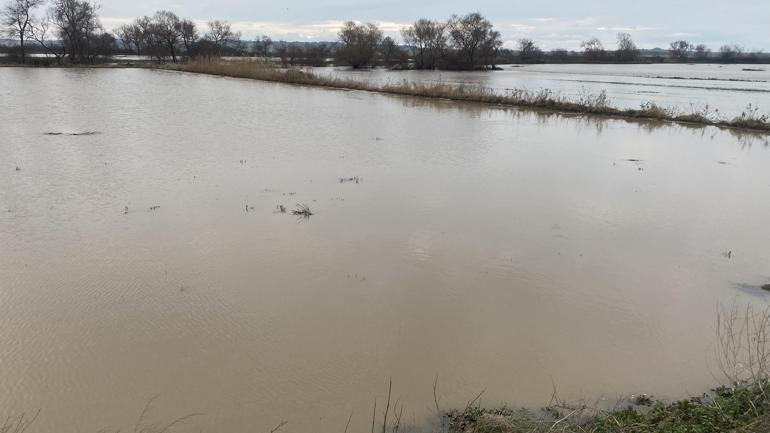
[97,0,770,50]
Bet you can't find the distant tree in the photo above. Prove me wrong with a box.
[286,43,303,64]
[615,32,639,61]
[335,21,382,68]
[1,0,44,64]
[149,11,181,61]
[252,35,272,57]
[90,29,115,57]
[274,41,289,66]
[549,48,570,61]
[518,38,541,60]
[205,19,240,48]
[28,14,65,63]
[177,18,197,53]
[669,40,692,61]
[480,28,502,68]
[379,35,407,67]
[693,43,710,60]
[401,18,446,69]
[115,22,143,54]
[745,49,764,61]
[303,42,332,66]
[719,44,743,60]
[447,12,500,69]
[49,0,103,64]
[580,37,604,60]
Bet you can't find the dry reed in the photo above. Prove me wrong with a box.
[166,59,770,133]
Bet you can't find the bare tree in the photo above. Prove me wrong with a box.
[518,38,541,60]
[177,18,197,54]
[401,18,446,69]
[115,21,143,54]
[149,11,181,61]
[720,44,743,60]
[274,40,289,66]
[49,0,103,64]
[205,19,240,47]
[335,21,382,68]
[480,28,502,68]
[1,0,44,64]
[615,32,639,61]
[89,28,114,57]
[28,15,65,63]
[580,37,604,60]
[302,42,332,66]
[447,12,500,69]
[694,43,710,60]
[669,39,691,61]
[379,36,402,67]
[251,35,272,57]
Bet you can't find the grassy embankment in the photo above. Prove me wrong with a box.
[444,384,770,433]
[442,304,770,433]
[167,59,770,133]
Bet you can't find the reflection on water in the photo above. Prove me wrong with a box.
[1,68,770,433]
[396,91,770,148]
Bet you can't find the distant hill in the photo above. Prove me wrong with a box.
[640,48,668,57]
[0,38,59,48]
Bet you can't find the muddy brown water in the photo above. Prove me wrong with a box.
[1,68,770,433]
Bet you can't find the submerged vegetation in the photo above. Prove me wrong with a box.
[291,204,313,218]
[170,59,770,133]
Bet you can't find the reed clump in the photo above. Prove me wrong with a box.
[291,204,313,217]
[167,59,770,133]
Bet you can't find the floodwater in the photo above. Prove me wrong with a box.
[1,67,770,433]
[313,63,770,119]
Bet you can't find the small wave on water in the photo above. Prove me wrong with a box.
[650,75,768,83]
[43,131,102,136]
[557,78,770,93]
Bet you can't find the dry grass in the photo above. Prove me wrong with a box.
[0,411,39,433]
[166,59,770,133]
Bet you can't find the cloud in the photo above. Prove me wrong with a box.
[97,5,769,51]
[668,32,699,38]
[100,17,410,41]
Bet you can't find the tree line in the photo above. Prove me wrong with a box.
[0,0,249,64]
[337,13,503,70]
[1,0,767,67]
[513,34,765,64]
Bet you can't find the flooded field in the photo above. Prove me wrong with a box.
[2,67,770,433]
[313,63,770,119]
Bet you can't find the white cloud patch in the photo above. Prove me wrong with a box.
[98,12,762,50]
[101,17,410,41]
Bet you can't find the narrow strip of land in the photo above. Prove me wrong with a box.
[166,60,770,133]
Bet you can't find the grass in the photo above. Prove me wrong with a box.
[444,383,770,433]
[166,59,770,133]
[441,304,770,433]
